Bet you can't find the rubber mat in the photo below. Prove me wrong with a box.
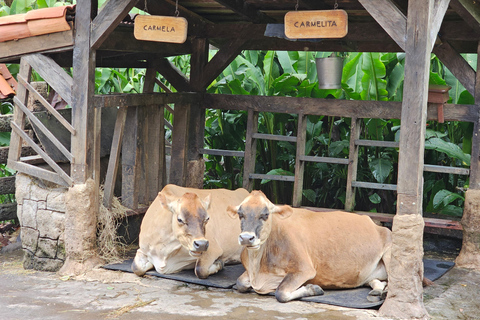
[103,258,454,309]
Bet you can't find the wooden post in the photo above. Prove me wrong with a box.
[379,1,433,318]
[345,117,362,211]
[292,113,307,207]
[455,41,480,269]
[243,109,258,191]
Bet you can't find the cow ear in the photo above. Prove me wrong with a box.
[202,194,211,210]
[226,205,239,219]
[272,205,293,219]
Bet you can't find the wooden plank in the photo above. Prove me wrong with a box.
[0,203,17,221]
[169,103,189,186]
[93,92,198,108]
[200,37,246,90]
[156,58,193,92]
[14,96,73,163]
[433,40,475,96]
[252,133,297,143]
[103,106,127,208]
[91,0,139,50]
[345,117,362,212]
[243,109,258,191]
[134,15,188,44]
[358,0,407,50]
[10,121,73,186]
[203,94,478,123]
[7,160,69,187]
[22,54,73,106]
[284,10,348,39]
[0,30,73,61]
[449,0,480,34]
[0,176,15,195]
[423,164,469,175]
[8,59,31,164]
[200,148,245,157]
[355,140,399,148]
[429,0,451,50]
[249,173,295,182]
[213,0,275,23]
[354,211,463,230]
[396,0,433,217]
[299,155,350,165]
[351,181,397,191]
[122,106,140,208]
[293,114,307,207]
[17,75,75,135]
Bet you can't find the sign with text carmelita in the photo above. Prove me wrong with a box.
[284,10,348,39]
[134,15,188,43]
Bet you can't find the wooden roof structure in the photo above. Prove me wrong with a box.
[2,1,480,318]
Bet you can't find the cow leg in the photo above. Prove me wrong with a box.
[132,249,153,277]
[195,241,224,279]
[236,271,252,293]
[275,272,324,303]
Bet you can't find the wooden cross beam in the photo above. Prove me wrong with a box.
[212,0,275,23]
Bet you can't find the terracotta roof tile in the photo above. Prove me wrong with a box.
[0,64,17,99]
[0,5,75,43]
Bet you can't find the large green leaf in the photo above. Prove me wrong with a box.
[261,168,294,184]
[277,51,296,74]
[369,158,393,183]
[0,132,10,146]
[425,137,471,166]
[433,189,464,211]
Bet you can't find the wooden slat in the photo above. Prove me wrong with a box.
[249,173,295,182]
[169,103,189,187]
[23,54,73,106]
[243,110,258,191]
[200,148,245,157]
[355,211,463,230]
[93,92,197,108]
[91,0,139,50]
[293,114,307,207]
[299,155,350,165]
[469,42,480,189]
[14,96,73,163]
[10,122,73,186]
[424,164,470,175]
[7,160,69,187]
[351,181,398,191]
[104,107,127,208]
[212,0,275,23]
[17,75,76,135]
[156,58,193,92]
[449,0,480,34]
[252,133,297,143]
[345,117,362,212]
[429,0,451,50]
[355,140,399,148]
[122,106,140,208]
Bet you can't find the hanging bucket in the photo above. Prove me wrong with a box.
[316,56,343,89]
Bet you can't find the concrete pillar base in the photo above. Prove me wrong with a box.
[379,214,428,319]
[456,189,480,269]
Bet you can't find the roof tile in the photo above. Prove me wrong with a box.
[0,64,17,99]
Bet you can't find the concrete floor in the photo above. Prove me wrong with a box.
[1,249,479,320]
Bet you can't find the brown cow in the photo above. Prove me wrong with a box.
[132,184,249,279]
[227,190,392,302]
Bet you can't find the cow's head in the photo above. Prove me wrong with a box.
[159,192,211,257]
[227,190,292,250]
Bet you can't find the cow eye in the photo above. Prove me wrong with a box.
[204,216,210,223]
[177,217,185,225]
[237,212,244,219]
[260,213,269,221]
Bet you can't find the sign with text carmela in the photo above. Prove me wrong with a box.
[284,10,348,39]
[134,15,188,43]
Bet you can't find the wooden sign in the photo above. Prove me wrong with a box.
[284,10,348,39]
[134,15,188,44]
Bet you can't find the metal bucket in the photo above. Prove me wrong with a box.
[316,56,343,89]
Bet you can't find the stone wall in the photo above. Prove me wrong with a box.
[16,173,68,271]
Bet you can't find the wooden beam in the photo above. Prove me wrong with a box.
[93,92,198,108]
[22,54,73,106]
[449,0,480,34]
[156,58,193,92]
[429,0,451,51]
[469,41,480,189]
[433,39,476,96]
[141,0,211,27]
[121,106,140,208]
[200,37,246,90]
[212,0,275,23]
[358,0,407,50]
[91,0,139,50]
[169,103,189,186]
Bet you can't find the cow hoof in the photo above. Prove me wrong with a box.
[368,289,387,302]
[306,284,324,296]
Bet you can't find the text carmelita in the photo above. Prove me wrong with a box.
[143,25,176,32]
[294,20,337,28]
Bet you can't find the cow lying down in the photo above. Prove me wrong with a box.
[228,190,392,303]
[132,184,249,279]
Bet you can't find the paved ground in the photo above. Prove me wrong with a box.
[1,248,479,320]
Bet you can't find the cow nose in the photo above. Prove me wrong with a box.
[239,233,256,246]
[193,239,209,252]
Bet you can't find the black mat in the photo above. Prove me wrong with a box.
[103,258,454,309]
